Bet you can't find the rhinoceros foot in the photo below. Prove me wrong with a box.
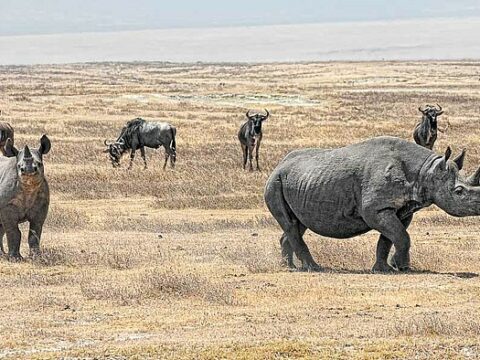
[372,262,396,273]
[299,260,322,272]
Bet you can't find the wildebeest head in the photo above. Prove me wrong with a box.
[246,109,270,136]
[4,135,51,179]
[104,139,125,168]
[418,104,443,127]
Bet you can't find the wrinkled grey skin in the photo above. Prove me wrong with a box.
[105,118,176,170]
[238,109,269,171]
[265,136,480,272]
[0,135,51,260]
[413,104,445,150]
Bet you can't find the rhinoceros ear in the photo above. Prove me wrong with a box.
[4,138,18,157]
[39,134,51,155]
[452,149,466,171]
[438,146,452,170]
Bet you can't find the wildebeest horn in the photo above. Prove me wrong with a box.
[246,110,254,119]
[418,106,426,113]
[263,109,270,119]
[466,167,480,186]
[104,139,111,146]
[436,103,444,115]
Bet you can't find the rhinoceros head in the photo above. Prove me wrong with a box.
[4,135,51,178]
[426,147,480,217]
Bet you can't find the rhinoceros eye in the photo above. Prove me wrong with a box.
[454,186,464,195]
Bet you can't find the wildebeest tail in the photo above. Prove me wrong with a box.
[169,126,176,154]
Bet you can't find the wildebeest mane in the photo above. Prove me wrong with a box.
[116,118,146,148]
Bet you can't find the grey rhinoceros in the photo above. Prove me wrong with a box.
[264,136,480,272]
[0,135,51,259]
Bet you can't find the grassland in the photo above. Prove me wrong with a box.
[1,61,480,359]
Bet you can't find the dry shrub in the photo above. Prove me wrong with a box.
[46,205,88,231]
[221,241,283,273]
[32,244,138,270]
[411,243,479,273]
[309,237,375,272]
[80,266,238,306]
[389,312,480,336]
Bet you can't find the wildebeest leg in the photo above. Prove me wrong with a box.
[162,145,169,170]
[365,209,411,271]
[28,222,43,257]
[372,215,413,273]
[140,147,147,169]
[128,147,136,170]
[265,176,320,271]
[248,144,254,171]
[241,144,247,170]
[255,140,261,171]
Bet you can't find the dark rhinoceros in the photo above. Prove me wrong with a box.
[264,136,479,272]
[0,135,51,259]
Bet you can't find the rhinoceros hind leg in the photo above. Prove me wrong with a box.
[265,176,321,271]
[280,233,295,269]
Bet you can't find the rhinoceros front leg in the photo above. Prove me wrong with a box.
[28,222,44,257]
[6,226,22,260]
[366,209,411,272]
[373,215,413,273]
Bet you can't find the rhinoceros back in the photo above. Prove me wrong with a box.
[0,156,18,208]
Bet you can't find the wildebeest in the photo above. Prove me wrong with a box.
[0,135,51,259]
[413,104,448,149]
[238,109,270,171]
[0,122,14,156]
[104,118,177,170]
[265,136,480,272]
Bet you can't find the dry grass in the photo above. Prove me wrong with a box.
[1,61,480,359]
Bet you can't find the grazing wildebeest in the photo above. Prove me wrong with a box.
[104,118,177,170]
[238,109,270,171]
[0,122,14,156]
[0,135,51,259]
[413,104,448,150]
[265,136,480,272]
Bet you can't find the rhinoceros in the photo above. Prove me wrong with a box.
[0,135,51,259]
[264,136,480,272]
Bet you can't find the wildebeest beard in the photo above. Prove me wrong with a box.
[108,143,126,167]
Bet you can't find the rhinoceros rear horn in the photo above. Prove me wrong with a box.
[466,167,480,186]
[452,149,466,171]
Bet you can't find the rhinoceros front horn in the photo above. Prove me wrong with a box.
[466,167,480,186]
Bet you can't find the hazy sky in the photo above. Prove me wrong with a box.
[1,0,480,36]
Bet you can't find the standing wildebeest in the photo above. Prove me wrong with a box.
[238,109,269,171]
[0,135,51,259]
[413,104,448,150]
[0,122,14,156]
[104,118,176,170]
[265,136,480,272]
